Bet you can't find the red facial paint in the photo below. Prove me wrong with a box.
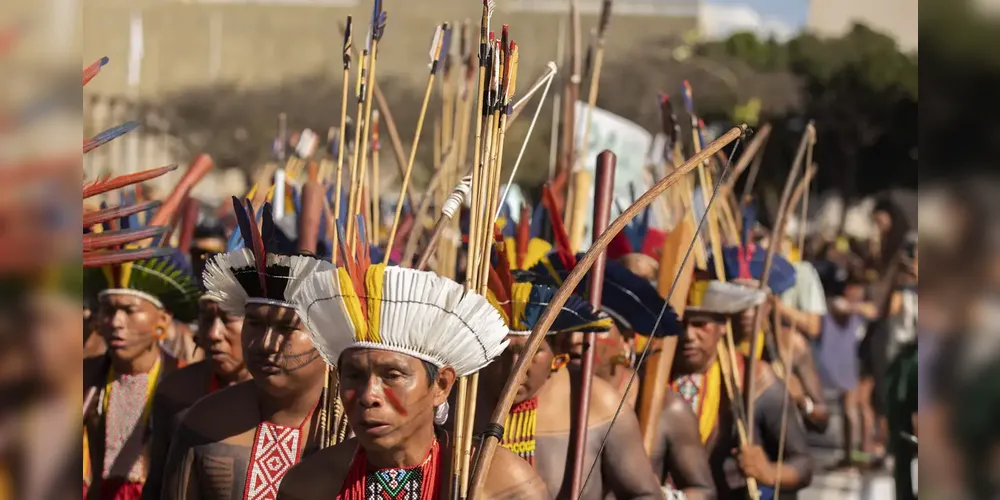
[383,387,408,417]
[342,389,358,412]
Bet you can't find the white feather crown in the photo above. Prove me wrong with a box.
[291,264,510,377]
[202,248,333,316]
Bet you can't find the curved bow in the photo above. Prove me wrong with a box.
[466,123,750,498]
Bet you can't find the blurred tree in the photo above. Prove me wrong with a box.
[699,24,917,199]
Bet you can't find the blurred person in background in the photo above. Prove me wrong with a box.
[83,252,201,500]
[21,268,86,500]
[857,199,915,468]
[816,271,877,468]
[142,285,250,499]
[919,177,1000,498]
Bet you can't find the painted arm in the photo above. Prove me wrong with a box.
[659,394,716,500]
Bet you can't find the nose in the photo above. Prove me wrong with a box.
[357,376,383,409]
[110,309,128,329]
[258,326,283,354]
[206,318,225,343]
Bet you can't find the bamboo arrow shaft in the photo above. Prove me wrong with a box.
[384,72,436,262]
[467,124,748,500]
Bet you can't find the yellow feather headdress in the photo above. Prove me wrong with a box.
[291,217,509,377]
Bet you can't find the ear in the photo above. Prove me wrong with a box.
[433,366,457,407]
[157,309,173,330]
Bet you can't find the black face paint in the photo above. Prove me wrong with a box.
[274,343,321,373]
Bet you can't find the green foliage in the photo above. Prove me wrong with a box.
[699,23,917,196]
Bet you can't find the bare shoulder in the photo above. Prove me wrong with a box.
[662,388,696,420]
[587,375,628,424]
[156,362,211,404]
[176,380,257,444]
[482,446,551,500]
[279,440,357,500]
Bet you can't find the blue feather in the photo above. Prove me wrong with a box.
[291,185,302,216]
[529,253,682,337]
[499,202,515,238]
[741,199,756,247]
[530,200,546,239]
[711,246,798,295]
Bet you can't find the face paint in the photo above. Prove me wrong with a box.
[342,388,358,410]
[383,387,408,417]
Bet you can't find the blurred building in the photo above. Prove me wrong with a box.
[83,0,701,98]
[807,0,917,51]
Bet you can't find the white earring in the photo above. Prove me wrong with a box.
[434,402,450,426]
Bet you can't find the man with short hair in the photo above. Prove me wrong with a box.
[83,251,202,500]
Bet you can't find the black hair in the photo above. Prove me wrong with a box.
[422,360,439,387]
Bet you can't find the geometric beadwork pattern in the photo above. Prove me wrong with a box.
[244,422,302,500]
[364,466,424,500]
[676,374,704,415]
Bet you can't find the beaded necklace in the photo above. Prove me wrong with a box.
[337,439,440,500]
[500,397,539,466]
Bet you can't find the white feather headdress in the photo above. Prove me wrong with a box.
[201,196,333,316]
[292,264,509,377]
[203,248,333,316]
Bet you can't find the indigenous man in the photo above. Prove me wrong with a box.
[160,200,348,500]
[143,287,251,499]
[714,242,830,432]
[530,255,674,409]
[673,280,813,499]
[83,250,202,500]
[276,243,547,499]
[473,242,665,500]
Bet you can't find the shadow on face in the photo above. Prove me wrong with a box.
[241,303,324,395]
[96,293,168,362]
[676,312,725,374]
[198,300,246,377]
[488,335,555,404]
[338,349,454,452]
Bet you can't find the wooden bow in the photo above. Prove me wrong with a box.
[466,124,749,499]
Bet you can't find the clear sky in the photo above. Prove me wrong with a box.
[700,0,810,40]
[708,0,809,28]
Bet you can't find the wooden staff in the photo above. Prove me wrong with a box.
[298,162,324,254]
[467,124,748,500]
[568,150,615,500]
[637,216,696,452]
[384,24,447,262]
[146,154,213,240]
[176,197,200,253]
[574,0,613,172]
[350,4,386,238]
[744,121,814,443]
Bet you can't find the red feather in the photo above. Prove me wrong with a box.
[83,165,178,199]
[488,228,513,319]
[541,184,576,268]
[515,204,530,269]
[245,200,268,295]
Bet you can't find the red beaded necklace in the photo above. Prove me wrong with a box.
[337,439,440,500]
